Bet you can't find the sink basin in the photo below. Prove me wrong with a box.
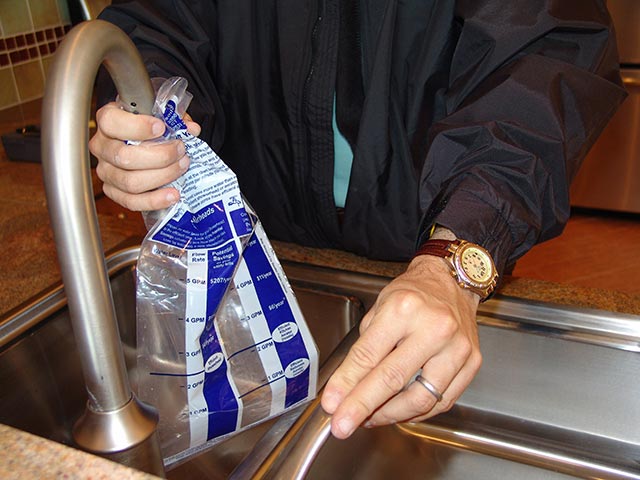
[1,245,640,479]
[0,245,363,479]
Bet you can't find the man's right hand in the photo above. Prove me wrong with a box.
[89,101,201,212]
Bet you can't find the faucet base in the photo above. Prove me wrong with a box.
[73,395,165,477]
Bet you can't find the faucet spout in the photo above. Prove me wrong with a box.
[41,19,164,476]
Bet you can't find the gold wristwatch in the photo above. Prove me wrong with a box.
[415,239,498,301]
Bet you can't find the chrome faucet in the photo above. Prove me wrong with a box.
[41,20,164,476]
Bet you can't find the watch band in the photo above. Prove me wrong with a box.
[415,238,498,301]
[415,239,460,258]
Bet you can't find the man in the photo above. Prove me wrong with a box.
[90,0,626,440]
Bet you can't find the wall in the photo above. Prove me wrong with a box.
[0,0,72,111]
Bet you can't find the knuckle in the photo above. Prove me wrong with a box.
[95,104,117,131]
[102,184,133,211]
[358,320,367,335]
[94,105,108,124]
[101,183,115,201]
[433,311,459,341]
[373,410,396,426]
[119,196,136,212]
[354,396,373,415]
[112,143,129,167]
[409,390,436,413]
[389,289,423,316]
[165,164,185,185]
[119,171,143,194]
[348,396,374,420]
[457,337,473,360]
[378,363,407,394]
[348,342,379,371]
[147,141,180,167]
[147,194,166,212]
[88,134,100,156]
[438,396,456,413]
[326,368,358,393]
[358,312,374,335]
[469,350,483,373]
[358,322,367,336]
[95,161,107,181]
[117,171,133,192]
[323,376,344,394]
[149,144,173,166]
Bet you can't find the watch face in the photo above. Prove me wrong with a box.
[459,245,493,284]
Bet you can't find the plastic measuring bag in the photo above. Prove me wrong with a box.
[134,77,319,466]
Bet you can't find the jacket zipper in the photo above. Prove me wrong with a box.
[297,7,328,244]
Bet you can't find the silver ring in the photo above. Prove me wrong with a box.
[414,375,443,402]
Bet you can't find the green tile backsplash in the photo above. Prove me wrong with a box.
[30,0,64,29]
[0,67,19,107]
[13,60,45,100]
[0,0,33,36]
[0,0,72,110]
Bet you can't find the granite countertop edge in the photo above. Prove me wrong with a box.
[270,241,640,316]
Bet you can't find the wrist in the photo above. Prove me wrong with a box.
[414,238,498,302]
[409,255,481,305]
[428,225,457,241]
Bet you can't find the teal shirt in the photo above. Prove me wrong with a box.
[332,96,354,208]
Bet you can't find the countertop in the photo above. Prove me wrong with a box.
[2,155,639,318]
[0,424,159,480]
[1,149,640,478]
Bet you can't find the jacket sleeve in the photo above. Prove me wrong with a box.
[96,0,224,149]
[419,0,626,275]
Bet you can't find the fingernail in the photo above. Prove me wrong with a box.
[322,390,341,414]
[177,142,186,157]
[152,121,165,137]
[166,191,179,204]
[337,418,355,438]
[363,421,374,428]
[115,153,128,166]
[179,155,189,171]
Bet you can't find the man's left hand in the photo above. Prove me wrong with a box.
[320,252,482,438]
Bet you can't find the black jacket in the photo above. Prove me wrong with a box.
[98,0,626,275]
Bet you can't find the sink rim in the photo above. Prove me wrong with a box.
[3,244,640,479]
[4,244,640,353]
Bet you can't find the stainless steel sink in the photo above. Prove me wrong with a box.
[0,245,362,478]
[1,245,640,479]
